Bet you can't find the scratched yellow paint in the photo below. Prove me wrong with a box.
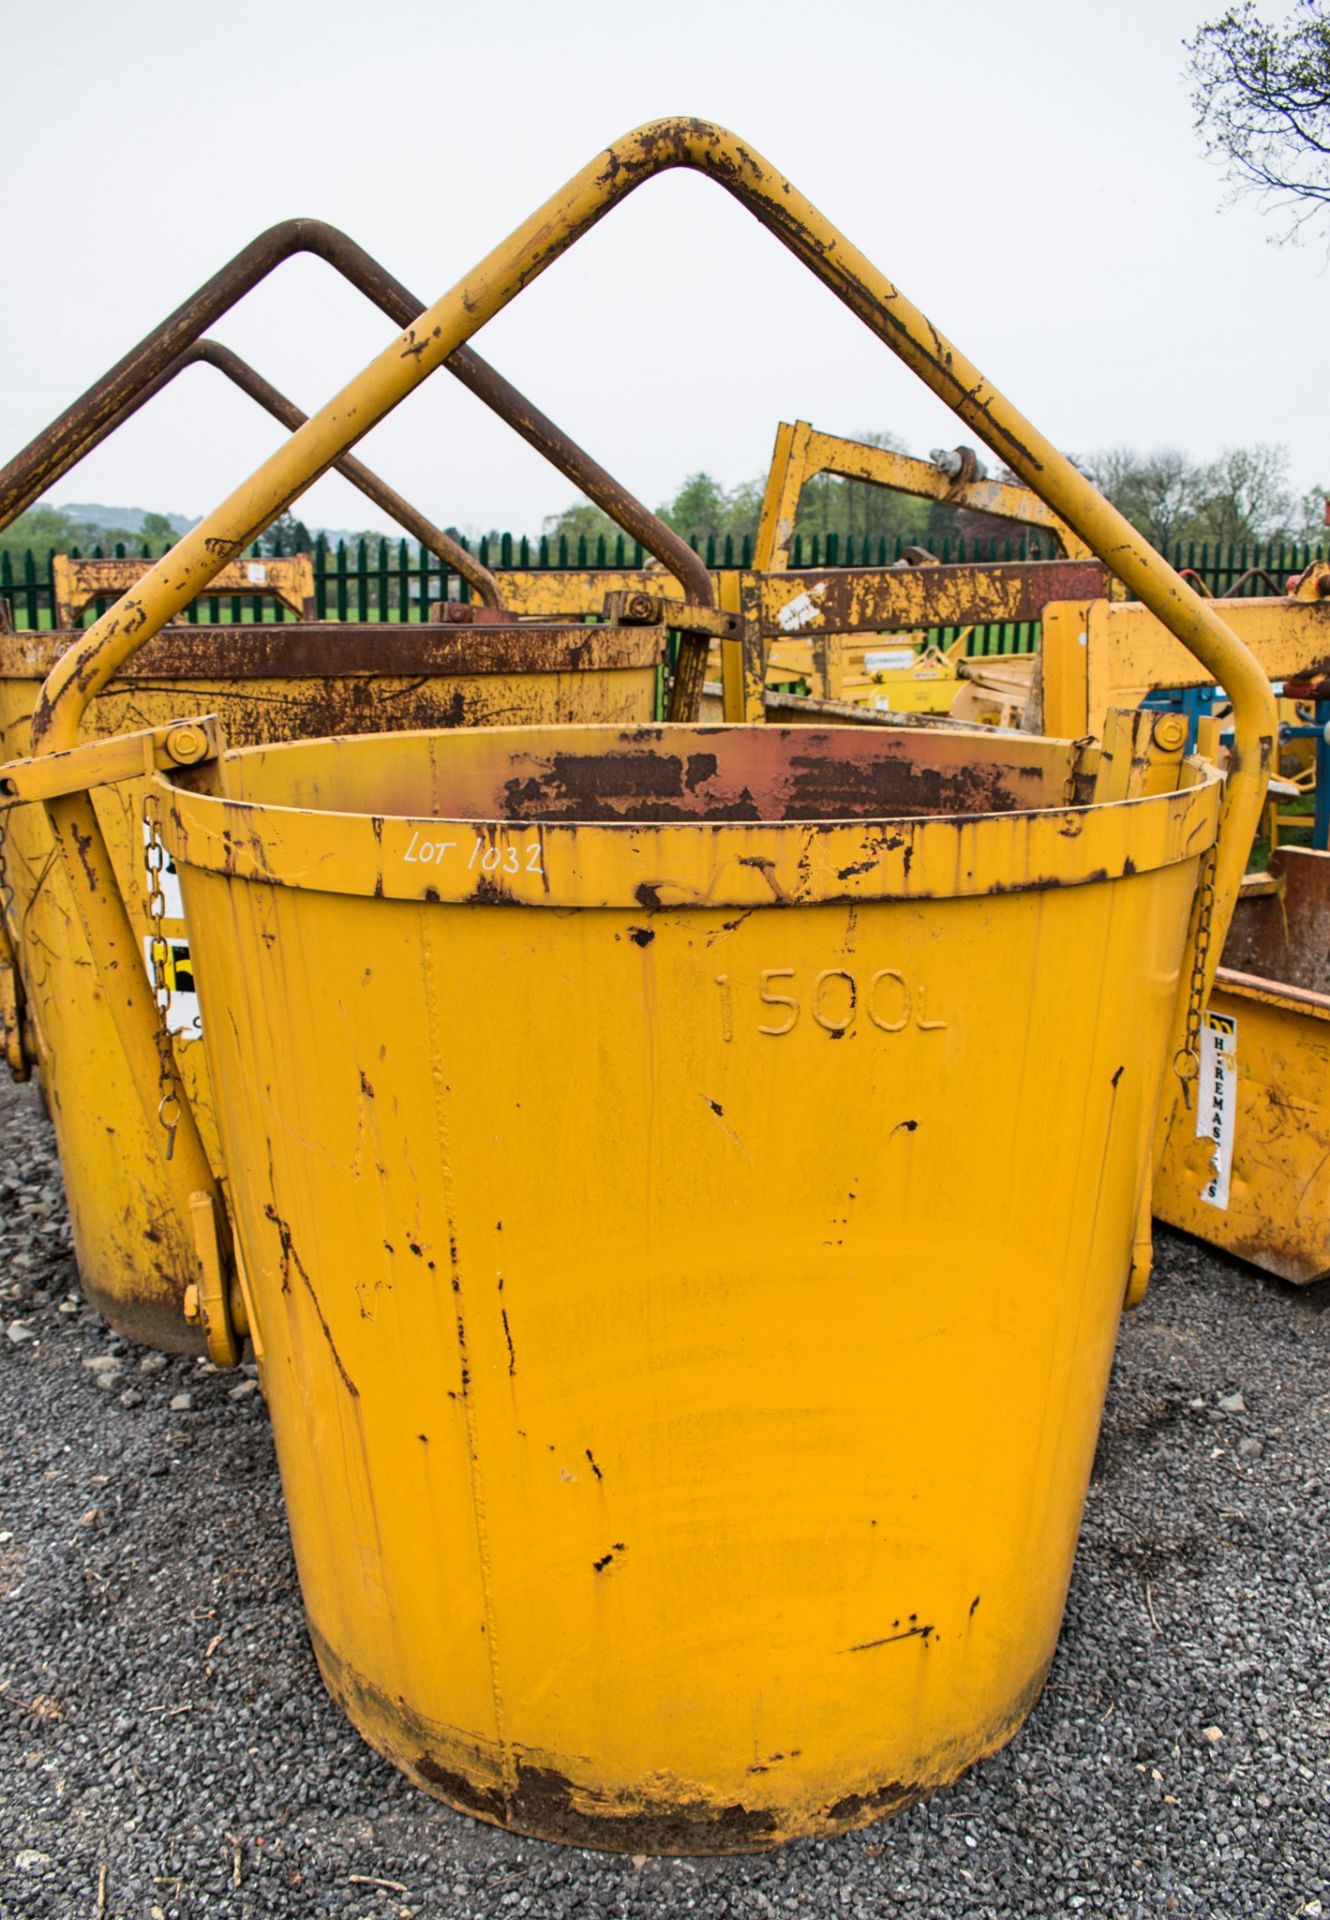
[11,116,1276,1847]
[752,422,1095,574]
[150,720,1220,1844]
[1034,596,1330,1289]
[1153,966,1330,1286]
[1039,595,1330,739]
[749,422,1092,708]
[0,638,663,1350]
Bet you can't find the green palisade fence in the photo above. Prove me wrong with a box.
[2,534,1325,659]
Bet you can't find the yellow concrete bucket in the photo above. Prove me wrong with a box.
[3,119,1277,1848]
[0,618,669,1350]
[140,715,1223,1849]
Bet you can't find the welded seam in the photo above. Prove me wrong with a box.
[418,912,511,1789]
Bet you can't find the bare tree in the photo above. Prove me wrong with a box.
[1194,442,1295,539]
[1186,1,1330,240]
[1082,446,1207,547]
[1081,442,1301,544]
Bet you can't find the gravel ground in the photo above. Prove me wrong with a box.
[0,1071,1326,1920]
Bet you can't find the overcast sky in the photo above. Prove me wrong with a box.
[4,0,1323,541]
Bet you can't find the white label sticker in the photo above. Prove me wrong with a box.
[246,561,267,584]
[776,587,826,633]
[864,648,918,675]
[1196,1010,1238,1210]
[141,823,200,1037]
[142,936,201,1037]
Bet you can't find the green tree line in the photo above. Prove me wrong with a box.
[544,435,1327,555]
[7,438,1324,571]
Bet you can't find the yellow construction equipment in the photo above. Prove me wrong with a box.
[0,225,737,1352]
[7,119,1274,1850]
[50,550,318,627]
[1031,592,1330,1287]
[1154,847,1330,1286]
[734,422,1095,711]
[710,556,1108,725]
[752,422,1094,574]
[0,618,671,1348]
[1037,594,1330,739]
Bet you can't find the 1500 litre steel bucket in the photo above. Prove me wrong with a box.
[10,118,1275,1850]
[0,620,667,1350]
[152,719,1219,1847]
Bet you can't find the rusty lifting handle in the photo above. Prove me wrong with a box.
[26,120,1275,1326]
[0,217,710,612]
[114,339,501,604]
[34,122,1274,902]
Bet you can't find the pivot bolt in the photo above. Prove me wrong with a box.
[1152,713,1188,752]
[165,724,209,765]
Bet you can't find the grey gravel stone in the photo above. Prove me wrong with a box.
[1238,1436,1265,1458]
[118,1388,145,1409]
[168,1391,194,1412]
[5,1321,34,1345]
[0,1072,1327,1920]
[1217,1391,1247,1413]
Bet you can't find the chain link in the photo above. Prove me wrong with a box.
[1063,737,1095,808]
[1173,845,1217,1109]
[0,807,13,933]
[142,794,180,1160]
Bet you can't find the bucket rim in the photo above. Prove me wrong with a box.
[156,722,1221,913]
[0,622,668,682]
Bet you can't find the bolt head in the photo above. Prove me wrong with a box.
[182,1283,200,1324]
[1152,713,1188,752]
[166,725,207,764]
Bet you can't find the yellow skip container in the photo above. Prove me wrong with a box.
[0,620,666,1349]
[5,120,1276,1847]
[150,718,1219,1845]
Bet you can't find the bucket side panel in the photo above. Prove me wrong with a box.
[1153,983,1330,1285]
[177,854,1199,1843]
[0,679,202,1347]
[0,664,659,1350]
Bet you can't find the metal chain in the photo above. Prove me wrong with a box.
[1063,737,1094,807]
[1173,846,1217,1109]
[0,808,13,933]
[142,794,180,1160]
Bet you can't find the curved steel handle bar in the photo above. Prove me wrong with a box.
[0,217,710,610]
[111,338,503,607]
[37,123,1274,894]
[29,119,1277,1296]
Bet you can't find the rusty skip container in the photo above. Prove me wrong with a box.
[0,213,724,1353]
[0,619,668,1349]
[1153,845,1330,1285]
[12,120,1275,1847]
[145,713,1224,1848]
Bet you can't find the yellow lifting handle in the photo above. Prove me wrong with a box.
[26,118,1275,1267]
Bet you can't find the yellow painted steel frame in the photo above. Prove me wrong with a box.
[52,551,317,627]
[0,622,668,1349]
[159,717,1218,1845]
[1041,596,1330,739]
[1035,595,1330,1288]
[25,117,1276,1323]
[490,569,695,619]
[752,420,1094,572]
